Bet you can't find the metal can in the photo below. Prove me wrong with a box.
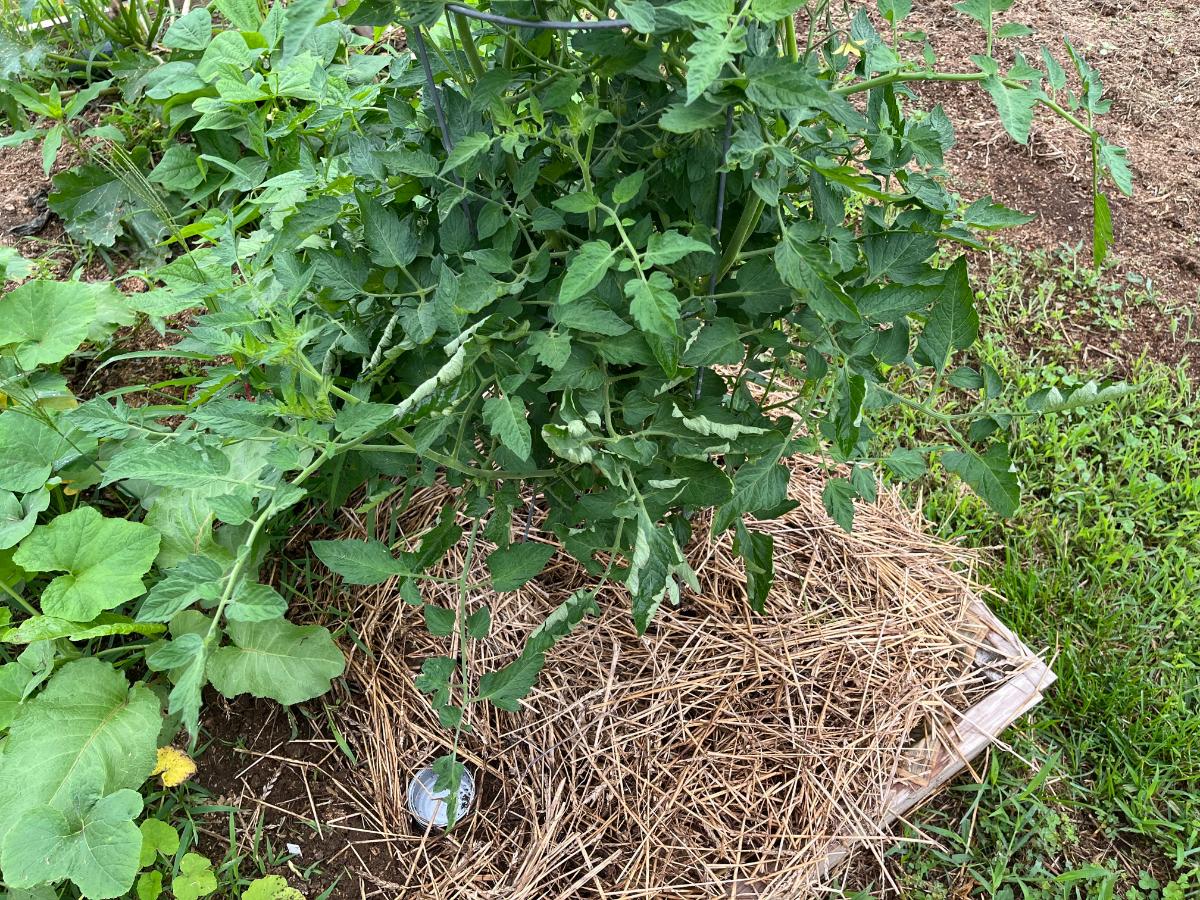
[406,765,476,829]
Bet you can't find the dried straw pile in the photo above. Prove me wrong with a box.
[333,457,1007,898]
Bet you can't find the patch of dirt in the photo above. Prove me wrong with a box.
[907,0,1200,371]
[191,694,382,900]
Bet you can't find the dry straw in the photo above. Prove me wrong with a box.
[326,457,1048,898]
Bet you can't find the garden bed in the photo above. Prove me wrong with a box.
[294,459,1056,898]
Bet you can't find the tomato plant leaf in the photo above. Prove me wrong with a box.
[942,443,1020,516]
[482,395,532,461]
[486,542,555,592]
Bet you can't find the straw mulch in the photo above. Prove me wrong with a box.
[329,457,1010,898]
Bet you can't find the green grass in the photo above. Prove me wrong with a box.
[850,250,1200,898]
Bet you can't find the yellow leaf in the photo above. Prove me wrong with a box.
[152,746,197,787]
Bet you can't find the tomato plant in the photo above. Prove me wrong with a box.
[0,0,1131,892]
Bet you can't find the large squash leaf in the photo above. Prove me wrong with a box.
[0,280,114,369]
[0,658,159,895]
[1,789,144,899]
[207,618,344,705]
[12,506,160,621]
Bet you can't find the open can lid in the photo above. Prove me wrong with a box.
[407,765,476,829]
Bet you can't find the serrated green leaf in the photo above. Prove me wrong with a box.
[942,443,1019,516]
[207,618,345,705]
[918,257,978,371]
[821,477,855,531]
[1,612,165,644]
[1098,140,1132,196]
[482,395,532,460]
[227,581,287,622]
[137,556,224,623]
[962,196,1035,229]
[883,447,928,481]
[733,520,773,612]
[442,133,493,173]
[311,538,412,584]
[360,194,419,269]
[685,25,745,105]
[486,541,555,591]
[669,0,731,26]
[644,230,713,266]
[659,97,726,133]
[528,331,572,369]
[611,171,645,205]
[466,605,491,639]
[553,297,631,335]
[560,241,617,303]
[13,506,159,620]
[681,317,743,366]
[626,272,680,344]
[423,603,456,636]
[983,74,1035,144]
[1093,190,1112,269]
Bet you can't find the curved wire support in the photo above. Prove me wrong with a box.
[445,2,629,30]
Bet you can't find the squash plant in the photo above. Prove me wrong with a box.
[0,0,1130,892]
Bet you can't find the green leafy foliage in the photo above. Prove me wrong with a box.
[0,659,159,898]
[13,507,159,620]
[0,0,1127,870]
[207,619,346,705]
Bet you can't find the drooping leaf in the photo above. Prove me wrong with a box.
[917,257,978,371]
[207,618,345,705]
[942,443,1020,516]
[1093,190,1112,269]
[12,506,160,621]
[982,74,1035,144]
[733,520,773,612]
[629,510,683,634]
[821,477,855,531]
[482,395,532,460]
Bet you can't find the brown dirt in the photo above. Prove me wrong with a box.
[190,693,383,900]
[906,0,1200,371]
